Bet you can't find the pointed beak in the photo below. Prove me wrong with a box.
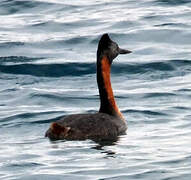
[119,48,132,54]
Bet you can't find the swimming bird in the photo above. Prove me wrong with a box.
[45,33,132,142]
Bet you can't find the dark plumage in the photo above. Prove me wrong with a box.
[45,113,127,141]
[45,34,132,142]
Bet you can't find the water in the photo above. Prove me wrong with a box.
[0,0,191,179]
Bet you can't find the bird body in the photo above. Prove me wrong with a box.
[45,34,131,142]
[46,113,127,141]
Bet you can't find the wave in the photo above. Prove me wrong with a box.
[122,109,167,116]
[0,57,191,78]
[155,0,191,5]
[0,56,43,64]
[0,42,24,48]
[0,62,95,77]
[0,111,66,127]
[0,0,54,15]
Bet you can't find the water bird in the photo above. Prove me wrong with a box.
[45,34,132,142]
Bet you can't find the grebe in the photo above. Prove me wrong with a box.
[45,34,132,142]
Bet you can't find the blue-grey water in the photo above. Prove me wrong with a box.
[0,0,191,179]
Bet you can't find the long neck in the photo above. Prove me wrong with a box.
[97,55,123,118]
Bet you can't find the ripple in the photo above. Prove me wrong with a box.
[155,0,191,6]
[0,0,54,15]
[144,92,176,98]
[0,41,24,48]
[0,59,191,78]
[0,56,44,65]
[122,109,167,116]
[0,111,67,127]
[0,62,95,77]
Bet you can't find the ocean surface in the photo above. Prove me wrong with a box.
[0,0,191,179]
